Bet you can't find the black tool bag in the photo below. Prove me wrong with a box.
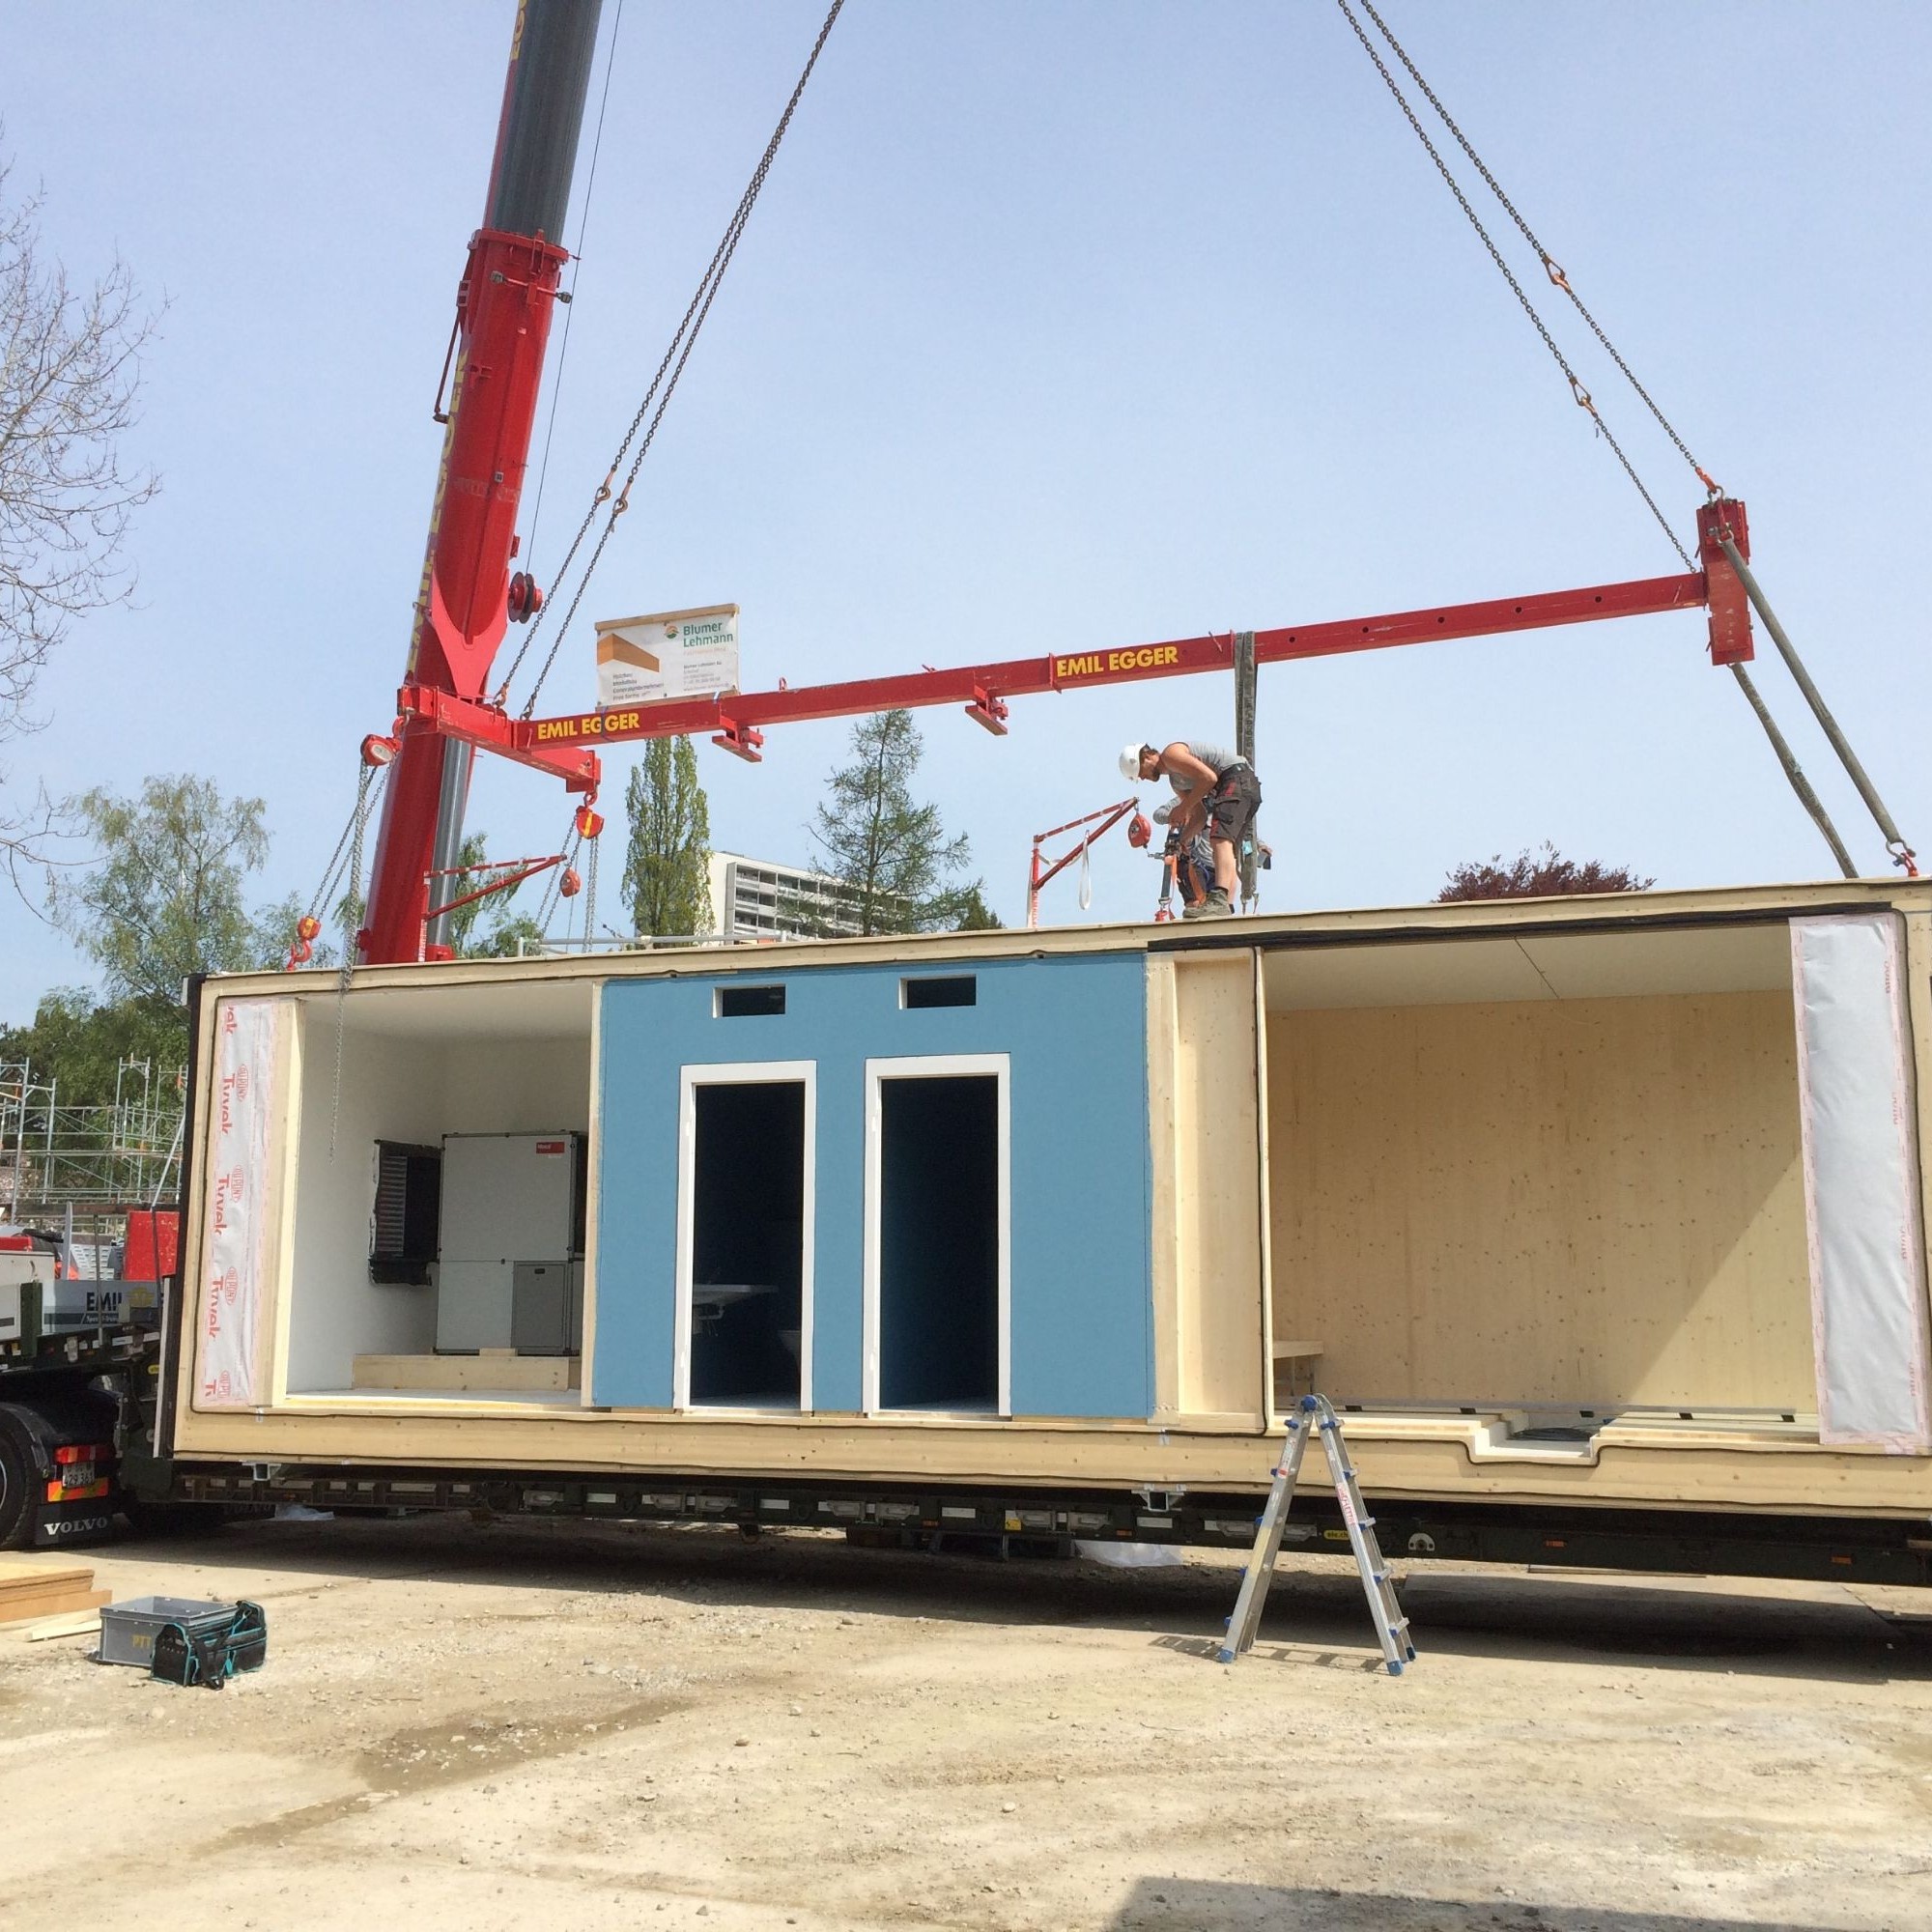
[149,1600,269,1690]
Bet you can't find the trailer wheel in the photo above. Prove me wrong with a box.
[0,1418,31,1549]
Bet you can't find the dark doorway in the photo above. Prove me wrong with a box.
[878,1074,1001,1411]
[689,1081,806,1408]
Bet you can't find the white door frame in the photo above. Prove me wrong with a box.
[673,1060,816,1413]
[862,1053,1011,1417]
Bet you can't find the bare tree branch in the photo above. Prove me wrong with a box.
[0,143,163,880]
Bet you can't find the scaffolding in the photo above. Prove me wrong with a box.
[0,1058,185,1248]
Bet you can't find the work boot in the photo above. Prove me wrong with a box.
[1183,888,1234,920]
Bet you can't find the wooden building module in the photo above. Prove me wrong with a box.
[164,880,1932,1531]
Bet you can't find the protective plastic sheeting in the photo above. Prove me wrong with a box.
[1791,914,1932,1452]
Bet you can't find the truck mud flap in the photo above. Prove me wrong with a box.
[34,1496,121,1548]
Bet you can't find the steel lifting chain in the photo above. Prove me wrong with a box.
[1353,0,1721,499]
[330,762,382,1155]
[1334,0,1695,571]
[303,798,363,933]
[340,763,382,988]
[582,826,600,951]
[532,819,584,939]
[524,0,625,572]
[293,761,388,970]
[1340,2,1917,874]
[497,0,846,718]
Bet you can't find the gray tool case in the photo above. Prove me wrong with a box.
[98,1595,234,1667]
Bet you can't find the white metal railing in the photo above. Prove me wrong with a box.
[511,929,821,958]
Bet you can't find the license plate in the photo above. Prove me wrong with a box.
[62,1464,96,1489]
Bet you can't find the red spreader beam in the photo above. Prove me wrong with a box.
[402,552,1738,772]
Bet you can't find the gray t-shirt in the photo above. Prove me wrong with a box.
[1168,741,1247,794]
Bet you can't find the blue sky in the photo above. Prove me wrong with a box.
[3,1,1928,1019]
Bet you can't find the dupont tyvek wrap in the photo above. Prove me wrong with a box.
[1790,914,1932,1452]
[195,996,288,1410]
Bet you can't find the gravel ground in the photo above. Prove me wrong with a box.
[1,1514,1928,1931]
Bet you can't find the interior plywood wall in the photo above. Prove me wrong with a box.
[1267,990,1811,1408]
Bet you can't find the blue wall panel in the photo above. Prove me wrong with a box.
[593,953,1151,1418]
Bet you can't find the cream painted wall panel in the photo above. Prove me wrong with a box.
[1146,957,1181,1416]
[1269,991,1810,1408]
[439,1037,591,1134]
[283,1014,595,1395]
[1173,953,1264,1420]
[284,1020,443,1393]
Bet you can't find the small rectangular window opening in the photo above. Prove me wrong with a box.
[716,983,785,1018]
[901,976,976,1009]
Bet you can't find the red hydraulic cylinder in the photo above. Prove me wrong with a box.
[360,0,602,966]
[409,229,571,700]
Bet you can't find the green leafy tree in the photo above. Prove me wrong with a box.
[466,911,547,959]
[0,986,186,1103]
[952,883,1003,930]
[810,709,986,936]
[1436,842,1654,902]
[622,736,712,938]
[49,775,270,1003]
[440,830,497,956]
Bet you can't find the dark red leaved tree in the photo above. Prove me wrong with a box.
[1435,842,1654,902]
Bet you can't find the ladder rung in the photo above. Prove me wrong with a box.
[1227,1394,1412,1679]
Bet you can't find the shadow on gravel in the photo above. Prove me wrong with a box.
[140,1512,1932,1685]
[1109,1878,1848,1930]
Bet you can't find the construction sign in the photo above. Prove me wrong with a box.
[595,603,740,707]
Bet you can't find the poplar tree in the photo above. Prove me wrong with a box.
[810,709,990,935]
[622,736,713,938]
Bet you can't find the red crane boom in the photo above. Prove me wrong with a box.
[359,1,605,966]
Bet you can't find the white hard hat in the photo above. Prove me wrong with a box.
[1119,742,1147,781]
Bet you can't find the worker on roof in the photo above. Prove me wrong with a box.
[1121,739,1261,920]
[1151,799,1214,913]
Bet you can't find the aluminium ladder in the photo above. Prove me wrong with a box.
[1218,1393,1416,1674]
